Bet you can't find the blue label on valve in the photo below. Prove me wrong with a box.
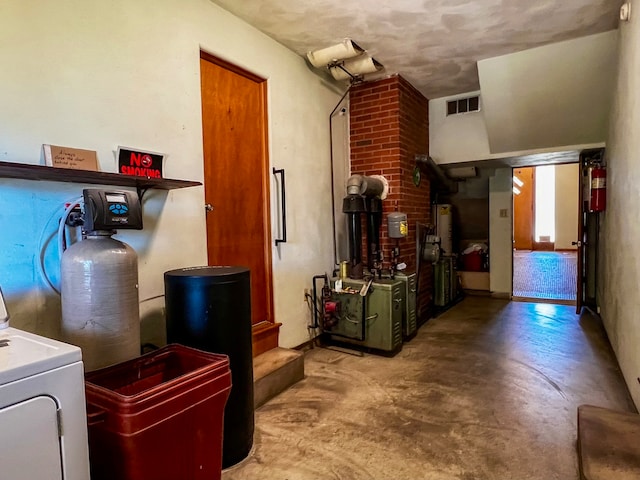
[109,204,128,215]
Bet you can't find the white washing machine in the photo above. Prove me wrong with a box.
[0,326,90,480]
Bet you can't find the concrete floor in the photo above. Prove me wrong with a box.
[223,297,635,480]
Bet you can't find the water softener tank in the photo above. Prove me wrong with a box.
[164,266,254,469]
[61,231,140,372]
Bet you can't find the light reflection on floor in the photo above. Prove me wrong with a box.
[513,250,576,302]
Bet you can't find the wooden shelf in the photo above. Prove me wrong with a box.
[0,161,201,194]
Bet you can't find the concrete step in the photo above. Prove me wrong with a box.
[578,404,640,479]
[253,347,304,408]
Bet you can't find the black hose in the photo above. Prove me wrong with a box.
[311,274,328,329]
[310,273,367,342]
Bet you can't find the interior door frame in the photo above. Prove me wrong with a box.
[576,148,605,314]
[512,160,580,302]
[200,51,280,356]
[513,166,535,250]
[576,154,586,313]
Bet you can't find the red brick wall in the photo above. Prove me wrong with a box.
[349,75,432,317]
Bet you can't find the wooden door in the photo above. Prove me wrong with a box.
[513,167,535,250]
[200,52,280,356]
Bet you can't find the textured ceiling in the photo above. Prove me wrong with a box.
[210,0,620,99]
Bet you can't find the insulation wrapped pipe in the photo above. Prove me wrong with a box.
[61,231,140,372]
[346,174,389,199]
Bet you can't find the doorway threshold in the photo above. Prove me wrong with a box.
[512,296,576,306]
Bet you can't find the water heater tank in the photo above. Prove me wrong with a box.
[61,231,140,372]
[432,204,453,255]
[164,266,254,468]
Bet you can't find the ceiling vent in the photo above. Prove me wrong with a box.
[446,95,480,116]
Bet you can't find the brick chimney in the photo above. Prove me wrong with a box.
[349,74,432,317]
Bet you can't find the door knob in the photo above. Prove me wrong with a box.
[205,203,214,213]
[572,241,582,247]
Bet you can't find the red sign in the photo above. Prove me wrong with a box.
[117,147,164,178]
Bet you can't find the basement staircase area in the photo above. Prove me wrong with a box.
[253,347,304,408]
[578,404,640,479]
[477,31,617,154]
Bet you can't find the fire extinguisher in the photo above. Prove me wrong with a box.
[590,166,606,212]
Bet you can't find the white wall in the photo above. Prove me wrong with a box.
[0,0,342,349]
[429,91,605,165]
[429,91,492,164]
[430,32,615,166]
[489,168,512,295]
[600,9,640,407]
[554,164,579,250]
[478,31,618,154]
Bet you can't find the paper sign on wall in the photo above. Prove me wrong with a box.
[117,147,165,179]
[43,144,99,171]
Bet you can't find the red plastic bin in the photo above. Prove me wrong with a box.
[85,344,231,480]
[462,251,483,271]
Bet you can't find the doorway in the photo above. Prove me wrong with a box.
[200,51,280,356]
[512,164,579,303]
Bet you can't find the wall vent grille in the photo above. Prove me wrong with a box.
[447,95,480,116]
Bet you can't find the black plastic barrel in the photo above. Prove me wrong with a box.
[164,266,254,468]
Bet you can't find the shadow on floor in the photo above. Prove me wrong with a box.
[223,297,634,480]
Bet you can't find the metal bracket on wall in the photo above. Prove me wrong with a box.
[136,187,149,201]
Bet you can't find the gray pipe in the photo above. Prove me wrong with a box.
[346,174,386,197]
[0,286,9,329]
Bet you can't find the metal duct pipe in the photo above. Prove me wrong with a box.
[0,285,9,329]
[366,197,383,272]
[348,212,363,278]
[346,174,364,195]
[415,154,457,194]
[346,174,388,198]
[342,195,366,279]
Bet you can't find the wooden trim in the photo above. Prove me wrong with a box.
[200,50,265,83]
[491,292,511,299]
[533,241,554,251]
[291,338,316,352]
[200,51,278,353]
[252,322,281,357]
[512,296,576,306]
[258,79,276,336]
[0,161,201,190]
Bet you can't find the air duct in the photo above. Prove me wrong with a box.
[307,39,384,83]
[306,39,364,68]
[330,57,383,81]
[345,174,389,199]
[446,166,477,179]
[415,154,457,194]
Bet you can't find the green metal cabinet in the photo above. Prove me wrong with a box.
[329,278,403,352]
[396,272,417,338]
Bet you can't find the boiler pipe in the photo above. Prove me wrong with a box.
[311,274,328,329]
[366,198,382,273]
[347,212,363,278]
[329,87,353,266]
